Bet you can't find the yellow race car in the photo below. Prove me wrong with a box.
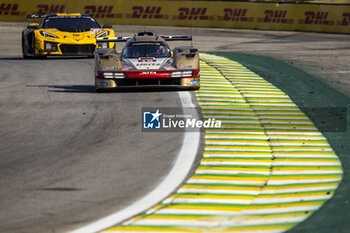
[22,13,115,58]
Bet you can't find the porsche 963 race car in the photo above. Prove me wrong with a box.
[94,32,200,91]
[22,13,115,58]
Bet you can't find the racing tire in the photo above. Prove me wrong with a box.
[22,35,31,59]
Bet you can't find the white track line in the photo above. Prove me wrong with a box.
[68,91,201,233]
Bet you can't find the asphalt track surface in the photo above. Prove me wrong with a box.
[0,22,349,233]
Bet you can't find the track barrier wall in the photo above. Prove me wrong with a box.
[1,0,350,33]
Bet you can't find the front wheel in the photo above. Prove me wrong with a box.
[22,35,31,59]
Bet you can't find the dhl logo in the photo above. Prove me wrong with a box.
[174,7,213,20]
[219,8,253,22]
[258,10,293,24]
[127,6,168,19]
[300,11,333,25]
[0,3,24,16]
[32,4,65,15]
[337,12,350,26]
[84,5,122,19]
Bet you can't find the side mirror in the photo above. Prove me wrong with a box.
[102,24,112,28]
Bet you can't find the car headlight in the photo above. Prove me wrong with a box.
[181,71,193,77]
[98,42,109,49]
[44,41,58,52]
[170,70,193,78]
[96,31,110,38]
[103,72,125,79]
[40,31,58,38]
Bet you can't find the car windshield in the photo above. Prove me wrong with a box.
[42,16,101,32]
[123,42,170,58]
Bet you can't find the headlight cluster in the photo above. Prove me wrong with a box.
[97,31,111,48]
[40,31,58,38]
[103,72,125,79]
[170,70,193,78]
[98,42,109,49]
[44,41,58,52]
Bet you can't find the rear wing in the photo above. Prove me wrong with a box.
[26,14,46,19]
[97,35,192,43]
[97,36,130,43]
[161,36,192,41]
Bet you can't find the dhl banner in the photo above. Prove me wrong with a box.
[1,0,350,33]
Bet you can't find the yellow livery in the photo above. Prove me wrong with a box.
[22,13,115,58]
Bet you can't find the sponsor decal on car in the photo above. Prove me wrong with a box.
[99,81,109,86]
[121,67,132,71]
[103,66,118,70]
[129,58,167,70]
[177,65,192,68]
[136,63,161,67]
[141,71,157,75]
[90,28,104,35]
